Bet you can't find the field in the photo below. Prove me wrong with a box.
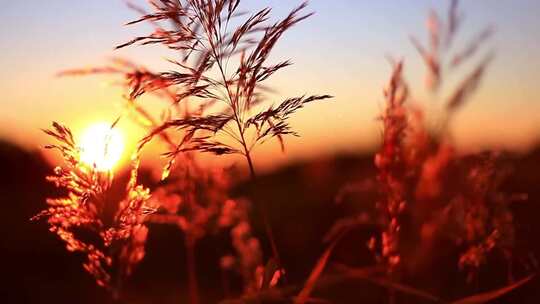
[1,1,539,303]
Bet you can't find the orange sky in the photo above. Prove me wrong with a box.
[1,0,539,173]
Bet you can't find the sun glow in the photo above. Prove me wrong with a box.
[79,123,124,171]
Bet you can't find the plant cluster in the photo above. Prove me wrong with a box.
[34,1,537,303]
[38,0,328,302]
[33,122,156,296]
[297,1,534,303]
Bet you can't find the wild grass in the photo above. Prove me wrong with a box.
[33,0,537,303]
[296,1,535,303]
[33,122,156,298]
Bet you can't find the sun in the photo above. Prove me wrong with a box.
[79,122,125,171]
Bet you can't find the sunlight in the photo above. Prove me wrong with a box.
[79,122,124,171]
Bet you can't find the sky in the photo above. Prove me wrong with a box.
[1,0,539,172]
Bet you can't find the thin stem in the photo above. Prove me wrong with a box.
[243,143,256,180]
[198,4,282,271]
[239,131,281,266]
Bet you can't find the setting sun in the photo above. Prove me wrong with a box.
[79,122,124,171]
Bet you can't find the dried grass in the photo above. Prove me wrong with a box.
[33,122,156,297]
[34,1,536,303]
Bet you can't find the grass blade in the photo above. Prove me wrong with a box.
[451,275,535,304]
[295,232,346,304]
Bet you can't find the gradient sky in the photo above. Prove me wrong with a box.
[1,1,539,171]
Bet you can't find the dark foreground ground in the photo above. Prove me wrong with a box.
[1,139,540,303]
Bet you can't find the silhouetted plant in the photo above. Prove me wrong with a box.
[56,0,330,301]
[296,1,534,303]
[33,122,156,298]
[118,0,331,279]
